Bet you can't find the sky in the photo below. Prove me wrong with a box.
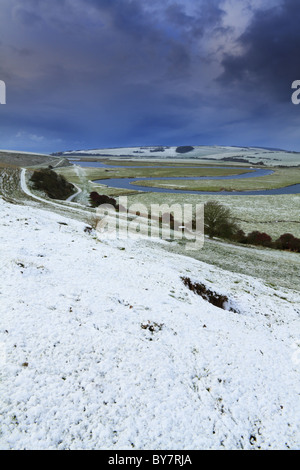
[0,0,300,153]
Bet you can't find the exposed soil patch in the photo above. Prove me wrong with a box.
[181,276,238,313]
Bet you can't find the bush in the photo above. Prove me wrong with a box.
[30,169,75,200]
[246,231,272,247]
[232,229,248,244]
[233,230,300,252]
[274,233,300,252]
[89,192,119,209]
[290,237,300,252]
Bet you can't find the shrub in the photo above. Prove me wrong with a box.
[89,192,118,209]
[246,231,272,247]
[30,169,75,200]
[233,229,248,244]
[290,237,300,252]
[274,233,300,252]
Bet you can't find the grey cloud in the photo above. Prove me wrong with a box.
[13,7,43,26]
[220,0,300,102]
[1,0,299,152]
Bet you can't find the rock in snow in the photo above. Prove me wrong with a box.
[0,197,299,450]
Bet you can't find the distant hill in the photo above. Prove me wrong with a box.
[0,150,71,168]
[51,145,300,167]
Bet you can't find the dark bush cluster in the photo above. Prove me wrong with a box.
[203,201,300,253]
[30,169,75,200]
[233,229,300,252]
[244,230,273,247]
[273,233,300,252]
[89,192,119,209]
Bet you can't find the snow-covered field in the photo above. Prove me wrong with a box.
[0,196,299,450]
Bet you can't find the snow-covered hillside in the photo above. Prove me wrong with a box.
[59,145,300,166]
[0,197,299,450]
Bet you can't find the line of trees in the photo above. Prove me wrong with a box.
[204,201,300,253]
[89,194,299,253]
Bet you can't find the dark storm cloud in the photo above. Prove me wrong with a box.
[13,8,43,26]
[0,0,300,152]
[220,0,300,102]
[2,0,224,150]
[164,0,225,37]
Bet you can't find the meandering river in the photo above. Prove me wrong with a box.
[70,160,300,196]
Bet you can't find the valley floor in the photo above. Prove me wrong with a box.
[0,197,299,449]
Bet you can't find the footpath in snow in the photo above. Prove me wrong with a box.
[0,197,299,450]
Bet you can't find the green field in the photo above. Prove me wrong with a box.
[127,191,300,240]
[57,164,254,181]
[55,162,300,240]
[161,234,300,293]
[57,159,300,193]
[130,167,300,192]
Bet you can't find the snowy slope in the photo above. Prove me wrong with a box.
[0,197,299,450]
[61,145,300,166]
